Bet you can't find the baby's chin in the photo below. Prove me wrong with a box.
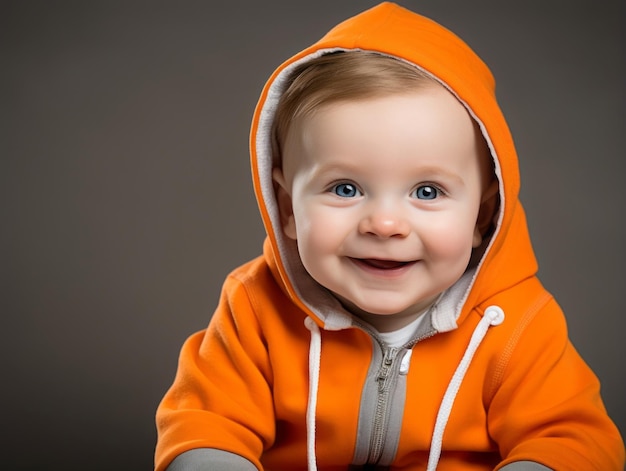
[332,292,434,330]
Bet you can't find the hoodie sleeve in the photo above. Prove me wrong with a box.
[487,295,625,470]
[154,272,274,471]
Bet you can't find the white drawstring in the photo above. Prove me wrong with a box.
[426,306,505,471]
[303,307,504,471]
[304,317,322,471]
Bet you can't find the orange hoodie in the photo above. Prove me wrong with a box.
[155,3,625,470]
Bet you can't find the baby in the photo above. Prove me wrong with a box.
[155,3,625,470]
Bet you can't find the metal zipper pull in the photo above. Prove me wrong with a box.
[377,347,398,392]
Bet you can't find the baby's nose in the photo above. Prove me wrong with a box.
[358,206,410,238]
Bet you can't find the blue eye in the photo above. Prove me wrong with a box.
[413,185,438,200]
[332,183,360,198]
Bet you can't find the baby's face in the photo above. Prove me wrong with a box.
[273,86,488,330]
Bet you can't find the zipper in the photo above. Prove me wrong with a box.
[367,346,401,463]
[351,319,438,466]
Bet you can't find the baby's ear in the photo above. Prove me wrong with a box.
[272,168,297,240]
[473,180,499,248]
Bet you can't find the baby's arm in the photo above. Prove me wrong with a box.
[488,297,625,470]
[155,274,274,471]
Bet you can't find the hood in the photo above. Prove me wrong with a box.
[250,2,537,330]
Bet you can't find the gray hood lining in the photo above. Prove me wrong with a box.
[255,48,503,331]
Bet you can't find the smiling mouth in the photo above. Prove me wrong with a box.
[350,258,416,271]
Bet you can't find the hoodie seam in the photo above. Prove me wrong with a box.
[228,273,264,326]
[487,291,553,399]
[227,271,277,383]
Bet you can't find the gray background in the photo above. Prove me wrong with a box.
[2,1,624,469]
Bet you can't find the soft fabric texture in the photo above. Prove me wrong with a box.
[155,3,625,470]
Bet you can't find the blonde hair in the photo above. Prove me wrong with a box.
[272,51,438,161]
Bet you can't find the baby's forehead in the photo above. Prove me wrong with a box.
[280,88,493,183]
[287,86,478,148]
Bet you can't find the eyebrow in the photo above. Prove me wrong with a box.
[309,161,363,177]
[409,165,466,185]
[310,161,466,186]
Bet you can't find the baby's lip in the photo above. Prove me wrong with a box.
[349,258,417,270]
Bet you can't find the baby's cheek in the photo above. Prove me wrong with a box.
[425,230,475,263]
[298,207,344,244]
[298,227,334,261]
[293,219,329,261]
